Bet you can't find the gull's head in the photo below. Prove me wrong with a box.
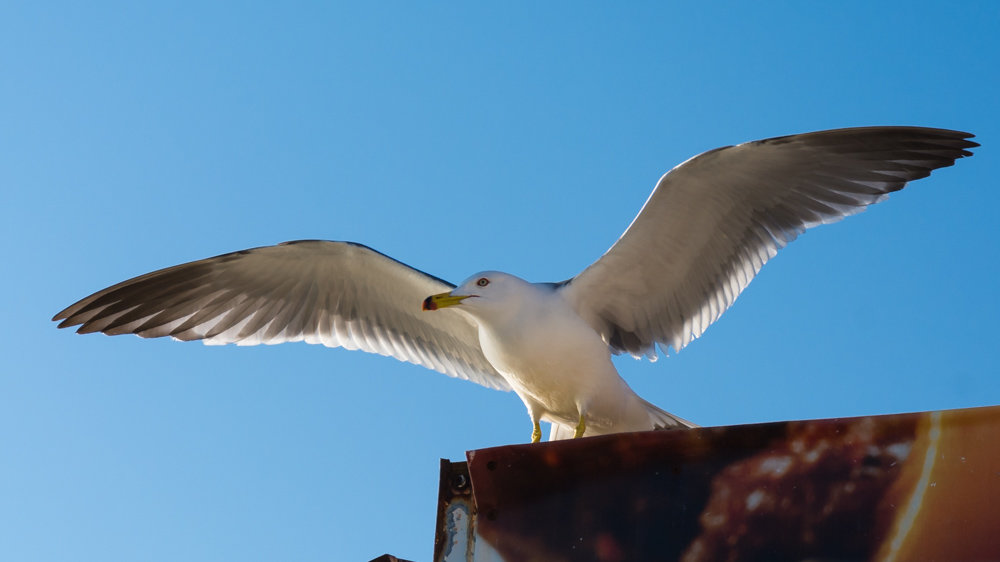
[422,271,529,313]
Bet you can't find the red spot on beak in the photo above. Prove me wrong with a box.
[422,296,437,311]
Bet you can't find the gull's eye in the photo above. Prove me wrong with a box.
[477,278,490,287]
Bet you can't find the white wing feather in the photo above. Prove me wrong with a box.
[560,127,976,359]
[54,240,510,391]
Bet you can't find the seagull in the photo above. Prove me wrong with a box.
[53,127,977,442]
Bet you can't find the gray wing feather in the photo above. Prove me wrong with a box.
[54,240,510,391]
[559,127,977,359]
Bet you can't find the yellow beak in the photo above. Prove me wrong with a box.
[422,292,471,311]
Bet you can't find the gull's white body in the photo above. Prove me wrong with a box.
[52,127,977,442]
[454,273,671,439]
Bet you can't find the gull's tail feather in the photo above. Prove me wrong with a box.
[547,400,696,440]
[642,398,698,429]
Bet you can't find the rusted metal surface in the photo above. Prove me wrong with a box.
[442,405,1000,562]
[432,459,506,562]
[434,459,475,561]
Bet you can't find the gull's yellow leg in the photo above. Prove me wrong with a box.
[573,414,586,439]
[531,420,542,443]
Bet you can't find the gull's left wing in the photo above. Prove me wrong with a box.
[558,127,977,359]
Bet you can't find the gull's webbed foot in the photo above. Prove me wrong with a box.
[573,414,586,439]
[531,420,542,443]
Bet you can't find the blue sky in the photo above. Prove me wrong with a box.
[2,3,998,561]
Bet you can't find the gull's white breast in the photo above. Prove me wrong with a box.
[473,285,647,430]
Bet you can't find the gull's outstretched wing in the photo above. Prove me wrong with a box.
[559,127,977,359]
[54,240,510,391]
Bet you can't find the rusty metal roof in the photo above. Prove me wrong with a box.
[433,405,1000,561]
